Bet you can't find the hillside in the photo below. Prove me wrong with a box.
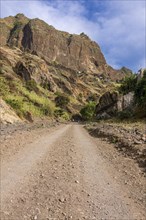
[0,13,132,122]
[1,12,146,220]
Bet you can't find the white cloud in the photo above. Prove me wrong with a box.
[1,0,145,72]
[1,0,100,36]
[96,1,145,71]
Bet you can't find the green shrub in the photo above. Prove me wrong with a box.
[54,108,64,117]
[41,103,55,116]
[134,71,146,107]
[5,92,55,118]
[80,102,96,121]
[25,80,39,93]
[61,111,70,120]
[55,93,70,108]
[5,97,23,110]
[5,95,25,118]
[54,108,70,120]
[118,71,146,118]
[119,74,137,95]
[41,81,51,90]
[0,77,10,96]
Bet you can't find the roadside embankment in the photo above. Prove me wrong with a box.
[85,121,146,173]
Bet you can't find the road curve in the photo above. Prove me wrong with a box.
[1,124,145,219]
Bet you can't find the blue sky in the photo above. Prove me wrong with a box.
[1,0,145,72]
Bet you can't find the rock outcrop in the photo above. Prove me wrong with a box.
[117,92,134,112]
[0,14,131,79]
[96,91,118,114]
[0,14,106,73]
[96,91,134,118]
[0,98,22,124]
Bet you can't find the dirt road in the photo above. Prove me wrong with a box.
[1,124,146,220]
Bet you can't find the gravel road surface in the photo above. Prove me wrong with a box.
[1,123,146,220]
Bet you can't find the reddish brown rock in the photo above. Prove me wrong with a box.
[0,13,129,80]
[0,14,132,107]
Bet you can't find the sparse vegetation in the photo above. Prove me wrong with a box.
[0,72,73,121]
[119,74,137,95]
[119,70,146,108]
[78,93,83,102]
[134,71,146,107]
[55,93,70,108]
[86,94,98,102]
[25,80,39,93]
[80,102,96,121]
[0,76,56,119]
[117,110,133,120]
[54,108,70,120]
[5,95,25,118]
[118,70,146,118]
[0,77,10,96]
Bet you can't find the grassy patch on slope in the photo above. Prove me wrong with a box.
[0,76,56,119]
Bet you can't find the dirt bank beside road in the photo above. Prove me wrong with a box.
[86,122,146,173]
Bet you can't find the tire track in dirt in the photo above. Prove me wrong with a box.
[1,124,71,203]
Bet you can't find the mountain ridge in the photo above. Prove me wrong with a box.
[0,13,131,77]
[0,13,132,122]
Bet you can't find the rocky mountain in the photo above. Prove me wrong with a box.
[0,13,132,121]
[95,69,146,119]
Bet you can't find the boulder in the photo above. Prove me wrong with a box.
[96,91,134,118]
[96,91,119,115]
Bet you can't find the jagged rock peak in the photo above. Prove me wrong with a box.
[120,66,133,75]
[0,14,107,73]
[80,32,90,40]
[15,13,26,18]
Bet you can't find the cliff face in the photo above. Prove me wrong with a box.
[0,14,107,73]
[0,14,132,120]
[0,14,29,47]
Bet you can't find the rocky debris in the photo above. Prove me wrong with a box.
[75,180,79,184]
[59,197,66,203]
[96,91,134,118]
[86,123,146,172]
[0,118,61,137]
[96,112,111,120]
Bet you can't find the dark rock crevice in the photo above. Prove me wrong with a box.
[21,23,33,51]
[15,61,31,81]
